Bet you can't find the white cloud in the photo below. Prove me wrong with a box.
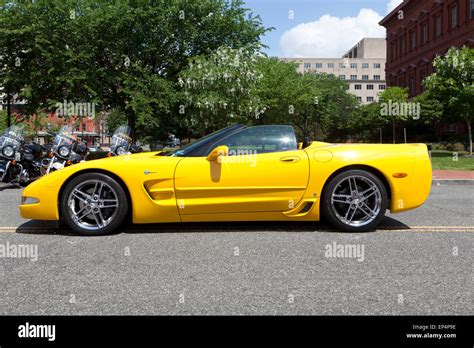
[387,0,403,14]
[280,9,385,58]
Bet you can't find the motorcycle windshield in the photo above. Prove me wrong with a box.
[110,125,132,150]
[53,125,75,149]
[0,125,24,149]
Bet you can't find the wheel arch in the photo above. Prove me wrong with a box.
[321,164,392,202]
[57,168,133,221]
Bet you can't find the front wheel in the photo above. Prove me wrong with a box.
[60,173,128,236]
[321,170,388,232]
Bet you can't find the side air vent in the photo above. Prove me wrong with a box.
[298,201,314,214]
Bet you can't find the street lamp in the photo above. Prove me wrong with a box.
[313,96,319,140]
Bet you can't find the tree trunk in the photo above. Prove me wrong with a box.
[392,119,396,144]
[467,120,472,155]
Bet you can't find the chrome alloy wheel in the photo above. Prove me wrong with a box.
[67,179,119,231]
[330,175,382,227]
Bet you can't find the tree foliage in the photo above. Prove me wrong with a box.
[0,0,268,142]
[424,47,474,154]
[178,46,263,136]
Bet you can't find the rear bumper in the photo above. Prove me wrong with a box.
[390,144,432,213]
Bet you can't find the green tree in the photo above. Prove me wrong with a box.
[424,47,474,154]
[349,102,388,142]
[379,87,409,143]
[411,92,444,142]
[0,109,7,133]
[0,0,268,143]
[253,57,300,124]
[178,45,263,136]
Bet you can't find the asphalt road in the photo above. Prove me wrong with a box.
[0,183,472,315]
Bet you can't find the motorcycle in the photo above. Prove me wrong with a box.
[0,125,43,185]
[107,125,143,156]
[42,125,89,175]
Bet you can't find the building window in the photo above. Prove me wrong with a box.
[400,36,406,55]
[421,22,428,44]
[339,75,346,80]
[362,75,369,80]
[350,63,358,69]
[410,76,416,95]
[374,63,381,69]
[391,42,397,61]
[367,97,374,102]
[450,4,458,29]
[315,63,323,68]
[471,0,474,19]
[367,84,374,90]
[420,71,427,91]
[354,84,362,90]
[379,84,386,90]
[327,63,334,68]
[410,30,417,50]
[339,63,345,68]
[304,63,311,69]
[434,15,442,37]
[350,75,357,80]
[356,97,362,102]
[374,75,381,80]
[362,63,369,68]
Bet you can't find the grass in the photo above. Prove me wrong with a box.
[430,150,474,170]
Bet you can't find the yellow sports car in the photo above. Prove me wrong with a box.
[20,124,432,235]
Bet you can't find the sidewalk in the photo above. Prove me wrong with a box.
[432,170,474,185]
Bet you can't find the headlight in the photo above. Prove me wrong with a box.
[116,146,127,156]
[58,145,70,157]
[21,196,40,205]
[2,146,14,158]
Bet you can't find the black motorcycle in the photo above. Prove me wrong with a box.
[0,125,43,185]
[42,125,89,175]
[107,125,142,156]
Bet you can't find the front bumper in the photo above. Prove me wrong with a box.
[19,174,61,221]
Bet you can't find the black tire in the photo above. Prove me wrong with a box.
[60,173,128,236]
[321,169,388,232]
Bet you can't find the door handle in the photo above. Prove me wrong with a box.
[280,156,300,163]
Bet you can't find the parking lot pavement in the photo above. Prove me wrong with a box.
[0,183,472,315]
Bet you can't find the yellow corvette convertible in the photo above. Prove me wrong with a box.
[20,124,432,235]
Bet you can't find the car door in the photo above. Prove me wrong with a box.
[174,126,310,215]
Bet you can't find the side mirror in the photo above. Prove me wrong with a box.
[206,145,228,162]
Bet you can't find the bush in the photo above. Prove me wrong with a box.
[431,142,466,152]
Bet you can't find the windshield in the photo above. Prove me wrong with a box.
[168,124,245,157]
[0,125,24,149]
[53,125,75,149]
[110,125,132,150]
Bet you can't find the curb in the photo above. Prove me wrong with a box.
[432,179,474,185]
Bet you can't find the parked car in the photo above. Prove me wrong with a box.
[20,124,432,236]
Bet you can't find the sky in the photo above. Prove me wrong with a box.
[243,0,403,58]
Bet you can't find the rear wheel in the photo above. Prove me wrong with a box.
[321,170,388,232]
[60,173,128,236]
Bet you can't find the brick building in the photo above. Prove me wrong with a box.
[379,0,474,97]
